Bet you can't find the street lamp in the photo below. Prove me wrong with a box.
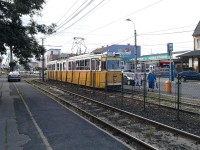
[126,18,137,74]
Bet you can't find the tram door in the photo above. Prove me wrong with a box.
[91,58,101,88]
[91,58,100,71]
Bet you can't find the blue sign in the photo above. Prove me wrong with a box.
[167,43,173,56]
[137,54,170,61]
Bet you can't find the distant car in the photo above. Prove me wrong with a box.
[122,70,132,73]
[177,71,200,81]
[8,71,21,82]
[123,72,135,85]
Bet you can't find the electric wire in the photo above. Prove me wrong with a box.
[46,0,163,39]
[56,0,79,25]
[55,0,92,31]
[80,0,164,37]
[46,0,164,47]
[42,0,194,53]
[140,30,194,36]
[139,25,195,35]
[47,0,106,38]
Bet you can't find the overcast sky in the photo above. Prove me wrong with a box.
[35,0,200,55]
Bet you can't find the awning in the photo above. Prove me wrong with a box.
[176,50,200,57]
[160,62,170,65]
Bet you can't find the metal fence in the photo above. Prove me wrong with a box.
[119,73,200,117]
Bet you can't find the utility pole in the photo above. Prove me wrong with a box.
[126,18,137,73]
[42,38,45,81]
[134,28,137,74]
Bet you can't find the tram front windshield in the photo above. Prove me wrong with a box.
[107,60,120,71]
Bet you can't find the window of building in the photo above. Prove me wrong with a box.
[197,39,200,49]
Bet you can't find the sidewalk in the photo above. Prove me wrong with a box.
[0,81,30,150]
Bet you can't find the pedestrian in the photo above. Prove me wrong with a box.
[147,70,156,92]
[134,72,142,89]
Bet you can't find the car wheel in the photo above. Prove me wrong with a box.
[181,77,185,82]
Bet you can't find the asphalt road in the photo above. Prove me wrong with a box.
[0,77,131,150]
[124,77,200,100]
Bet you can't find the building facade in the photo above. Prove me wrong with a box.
[93,44,141,71]
[177,21,200,72]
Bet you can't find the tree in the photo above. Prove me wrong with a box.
[0,0,56,70]
[9,60,17,71]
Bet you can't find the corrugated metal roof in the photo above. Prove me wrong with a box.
[192,21,200,36]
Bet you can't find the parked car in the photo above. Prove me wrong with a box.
[123,72,135,85]
[122,70,132,73]
[177,71,200,81]
[8,71,21,82]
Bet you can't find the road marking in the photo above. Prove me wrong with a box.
[14,83,53,150]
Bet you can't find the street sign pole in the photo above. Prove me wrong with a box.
[167,43,173,93]
[167,43,173,82]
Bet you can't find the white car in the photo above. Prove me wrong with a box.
[123,72,135,85]
[8,71,21,82]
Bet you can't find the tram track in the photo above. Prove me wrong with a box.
[119,87,200,115]
[46,79,200,116]
[27,79,200,150]
[27,80,156,149]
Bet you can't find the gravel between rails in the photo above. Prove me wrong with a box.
[38,80,200,137]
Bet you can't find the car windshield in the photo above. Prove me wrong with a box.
[124,73,134,77]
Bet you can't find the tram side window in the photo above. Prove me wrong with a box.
[91,59,95,70]
[57,63,60,71]
[91,58,100,70]
[68,62,72,70]
[47,65,51,70]
[80,60,84,70]
[85,59,90,70]
[101,61,106,70]
[52,64,55,70]
[72,61,76,70]
[76,60,80,70]
[60,63,62,71]
[107,60,120,70]
[63,62,66,70]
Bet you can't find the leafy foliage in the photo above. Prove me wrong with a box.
[0,0,56,68]
[9,60,17,71]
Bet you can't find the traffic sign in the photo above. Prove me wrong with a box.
[167,43,173,56]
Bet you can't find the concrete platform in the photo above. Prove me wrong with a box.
[0,78,131,150]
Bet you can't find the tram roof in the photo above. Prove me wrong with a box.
[67,53,103,61]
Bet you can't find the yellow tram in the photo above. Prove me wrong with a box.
[47,52,122,89]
